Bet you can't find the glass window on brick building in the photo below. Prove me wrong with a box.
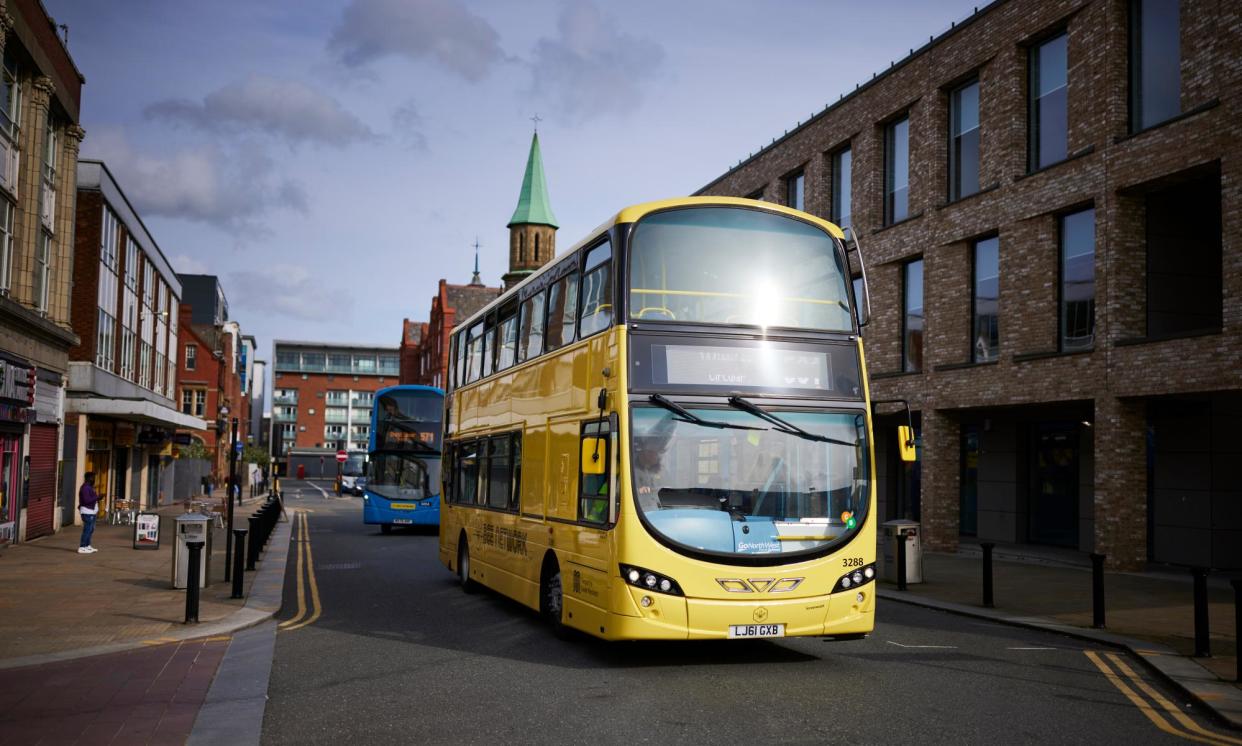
[785,170,804,211]
[972,237,999,362]
[949,80,980,201]
[1059,208,1095,351]
[1130,0,1181,132]
[903,259,924,372]
[1029,33,1067,171]
[885,117,910,224]
[832,147,851,228]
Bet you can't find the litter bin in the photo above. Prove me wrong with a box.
[172,512,212,589]
[882,520,923,584]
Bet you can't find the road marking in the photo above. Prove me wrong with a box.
[1105,652,1242,746]
[279,511,323,632]
[885,641,958,649]
[307,482,330,498]
[278,512,307,630]
[1085,650,1233,745]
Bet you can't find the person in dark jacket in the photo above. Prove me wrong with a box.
[78,472,101,554]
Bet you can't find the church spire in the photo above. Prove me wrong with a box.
[504,127,559,290]
[470,237,482,286]
[507,131,558,229]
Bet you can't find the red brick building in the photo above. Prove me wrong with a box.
[400,280,500,388]
[697,0,1239,569]
[175,305,247,479]
[271,341,400,473]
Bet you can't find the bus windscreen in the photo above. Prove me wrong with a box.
[629,206,853,332]
[374,390,442,452]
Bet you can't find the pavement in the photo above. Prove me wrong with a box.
[878,545,1242,730]
[0,493,292,745]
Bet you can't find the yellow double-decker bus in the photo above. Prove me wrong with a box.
[440,196,911,641]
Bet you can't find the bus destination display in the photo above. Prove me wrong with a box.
[657,343,832,391]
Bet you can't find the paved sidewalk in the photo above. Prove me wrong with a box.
[880,548,1241,728]
[0,496,276,665]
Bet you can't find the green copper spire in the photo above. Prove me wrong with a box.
[507,132,558,229]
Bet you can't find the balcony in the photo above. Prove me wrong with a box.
[274,410,297,422]
[272,393,298,405]
[324,409,348,424]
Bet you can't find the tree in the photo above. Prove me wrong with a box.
[179,440,211,461]
[242,444,269,466]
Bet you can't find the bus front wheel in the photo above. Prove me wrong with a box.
[541,557,568,638]
[457,536,476,593]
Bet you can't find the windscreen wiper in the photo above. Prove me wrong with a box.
[727,396,855,446]
[648,394,763,431]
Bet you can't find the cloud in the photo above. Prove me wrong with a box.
[529,1,664,123]
[328,0,503,81]
[84,129,307,234]
[145,75,374,147]
[172,254,209,274]
[391,101,428,151]
[227,265,352,322]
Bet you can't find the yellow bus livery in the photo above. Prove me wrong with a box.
[440,196,908,641]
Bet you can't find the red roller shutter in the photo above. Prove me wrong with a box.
[26,424,57,539]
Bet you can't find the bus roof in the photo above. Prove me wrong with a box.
[374,384,444,399]
[455,197,846,332]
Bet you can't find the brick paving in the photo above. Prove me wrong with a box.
[892,549,1239,686]
[0,504,257,661]
[0,638,229,746]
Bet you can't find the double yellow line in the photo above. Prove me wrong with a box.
[1085,650,1241,745]
[279,511,322,632]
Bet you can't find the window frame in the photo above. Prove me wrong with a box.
[785,170,805,211]
[1028,32,1069,172]
[577,238,613,339]
[1128,0,1182,133]
[830,145,852,228]
[884,115,910,225]
[948,78,981,202]
[1057,206,1096,352]
[902,258,924,373]
[578,419,613,526]
[970,235,1000,363]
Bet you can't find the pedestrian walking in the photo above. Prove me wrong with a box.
[78,472,101,554]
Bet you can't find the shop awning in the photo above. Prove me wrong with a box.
[66,396,207,431]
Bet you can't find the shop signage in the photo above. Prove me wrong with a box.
[171,433,194,445]
[138,429,169,445]
[0,403,35,424]
[0,359,34,404]
[115,425,136,447]
[133,513,160,550]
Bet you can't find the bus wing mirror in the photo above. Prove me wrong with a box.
[897,426,917,462]
[581,438,607,475]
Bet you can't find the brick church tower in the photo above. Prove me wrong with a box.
[503,131,558,289]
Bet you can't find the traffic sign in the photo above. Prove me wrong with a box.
[336,450,348,463]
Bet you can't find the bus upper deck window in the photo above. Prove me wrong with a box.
[579,240,613,338]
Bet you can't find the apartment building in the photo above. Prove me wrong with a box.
[697,0,1239,570]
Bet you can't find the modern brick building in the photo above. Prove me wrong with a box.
[175,306,244,479]
[400,131,554,387]
[0,3,85,542]
[67,162,205,519]
[697,0,1238,570]
[271,340,400,472]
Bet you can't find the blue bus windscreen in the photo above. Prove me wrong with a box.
[365,387,444,527]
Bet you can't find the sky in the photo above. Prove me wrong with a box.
[50,0,985,365]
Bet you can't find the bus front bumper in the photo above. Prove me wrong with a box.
[598,585,875,641]
[362,494,440,526]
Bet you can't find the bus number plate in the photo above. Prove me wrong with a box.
[728,624,785,639]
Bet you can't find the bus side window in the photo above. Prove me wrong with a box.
[546,279,566,351]
[510,433,522,512]
[466,323,484,382]
[579,240,613,338]
[482,314,497,378]
[579,421,610,524]
[518,291,546,364]
[486,435,511,509]
[457,441,480,504]
[497,308,518,371]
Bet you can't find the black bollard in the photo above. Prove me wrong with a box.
[231,528,248,599]
[981,542,995,608]
[896,532,908,592]
[247,515,260,570]
[185,541,204,623]
[1192,567,1210,658]
[1090,553,1106,629]
[1232,579,1241,683]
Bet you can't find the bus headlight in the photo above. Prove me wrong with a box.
[832,563,876,594]
[620,564,683,596]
